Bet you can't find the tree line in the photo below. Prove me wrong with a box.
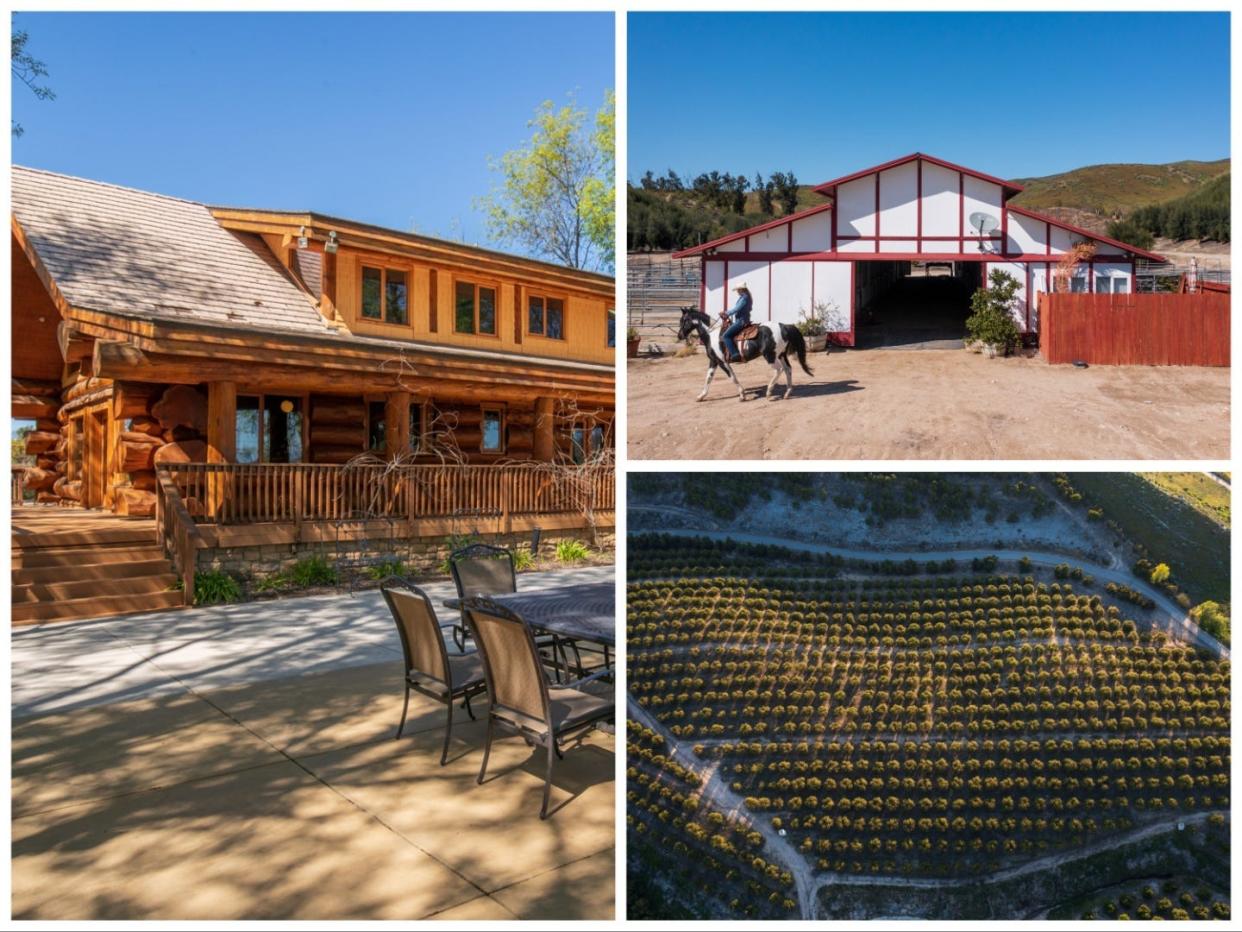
[1105,173,1230,248]
[628,169,803,252]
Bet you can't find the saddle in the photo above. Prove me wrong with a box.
[736,324,761,341]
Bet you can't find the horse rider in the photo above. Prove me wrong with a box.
[722,283,753,363]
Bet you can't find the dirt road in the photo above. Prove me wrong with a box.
[626,350,1230,460]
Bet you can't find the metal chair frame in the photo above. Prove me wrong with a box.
[447,542,573,682]
[381,576,487,765]
[464,598,613,819]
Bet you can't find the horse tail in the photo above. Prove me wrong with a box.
[785,326,814,376]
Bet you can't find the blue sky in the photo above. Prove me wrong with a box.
[628,12,1229,183]
[11,12,613,250]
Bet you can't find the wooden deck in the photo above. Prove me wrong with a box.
[13,505,158,547]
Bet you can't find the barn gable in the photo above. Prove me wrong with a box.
[673,153,1165,347]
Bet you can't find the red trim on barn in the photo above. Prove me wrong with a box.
[874,172,880,241]
[838,234,992,242]
[701,250,1130,263]
[695,255,705,314]
[1006,203,1166,261]
[958,172,965,246]
[671,202,834,258]
[916,159,923,251]
[812,152,1024,196]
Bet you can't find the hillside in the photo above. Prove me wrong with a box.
[630,157,1229,251]
[1010,158,1229,217]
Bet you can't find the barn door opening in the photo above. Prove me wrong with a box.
[855,260,980,349]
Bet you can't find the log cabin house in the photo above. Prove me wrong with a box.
[11,166,616,622]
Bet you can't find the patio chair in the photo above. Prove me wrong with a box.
[448,543,571,680]
[381,579,487,766]
[464,599,613,819]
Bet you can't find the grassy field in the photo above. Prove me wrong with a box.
[1067,473,1230,605]
[1139,473,1230,528]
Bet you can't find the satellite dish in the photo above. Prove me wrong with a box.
[969,212,999,235]
[969,212,1000,252]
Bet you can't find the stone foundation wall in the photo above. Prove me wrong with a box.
[198,526,616,582]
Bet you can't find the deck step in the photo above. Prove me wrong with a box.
[12,574,180,604]
[13,559,175,586]
[11,589,186,625]
[11,544,166,569]
[11,526,157,549]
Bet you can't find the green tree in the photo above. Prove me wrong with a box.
[478,90,614,271]
[1149,563,1171,585]
[966,269,1022,353]
[1190,601,1230,643]
[12,28,56,138]
[756,173,774,214]
[1104,218,1155,251]
[11,425,34,467]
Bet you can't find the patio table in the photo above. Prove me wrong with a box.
[446,581,615,646]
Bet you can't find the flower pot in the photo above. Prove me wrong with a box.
[805,334,828,352]
[627,337,641,358]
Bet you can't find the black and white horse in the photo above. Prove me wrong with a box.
[677,307,814,402]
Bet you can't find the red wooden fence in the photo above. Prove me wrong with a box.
[1040,291,1230,366]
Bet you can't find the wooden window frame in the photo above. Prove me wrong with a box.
[409,402,426,455]
[360,264,411,327]
[480,404,506,454]
[526,291,568,341]
[453,278,500,337]
[236,391,310,463]
[606,307,616,348]
[570,418,612,464]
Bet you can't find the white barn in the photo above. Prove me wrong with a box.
[672,153,1165,347]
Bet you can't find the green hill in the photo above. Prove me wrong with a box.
[1010,159,1229,217]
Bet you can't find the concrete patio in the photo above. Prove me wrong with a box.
[11,566,616,920]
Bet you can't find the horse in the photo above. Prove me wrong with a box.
[676,307,814,402]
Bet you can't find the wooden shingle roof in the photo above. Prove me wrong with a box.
[12,165,331,336]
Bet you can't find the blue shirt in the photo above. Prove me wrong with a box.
[726,292,752,322]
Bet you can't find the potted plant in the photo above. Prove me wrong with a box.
[965,269,1021,357]
[796,301,831,352]
[626,326,641,358]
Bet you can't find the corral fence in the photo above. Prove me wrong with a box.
[627,252,700,347]
[1135,259,1230,294]
[1040,291,1230,366]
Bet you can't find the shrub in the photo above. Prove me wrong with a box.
[365,559,410,581]
[1191,601,1230,643]
[556,538,591,563]
[438,533,482,574]
[512,547,535,571]
[290,555,338,587]
[795,301,831,337]
[253,573,289,594]
[965,270,1021,353]
[195,570,242,606]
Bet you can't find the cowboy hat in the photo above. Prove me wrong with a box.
[733,283,749,292]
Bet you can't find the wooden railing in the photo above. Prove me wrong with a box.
[155,470,204,606]
[156,463,615,529]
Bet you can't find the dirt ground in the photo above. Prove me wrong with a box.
[626,349,1230,460]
